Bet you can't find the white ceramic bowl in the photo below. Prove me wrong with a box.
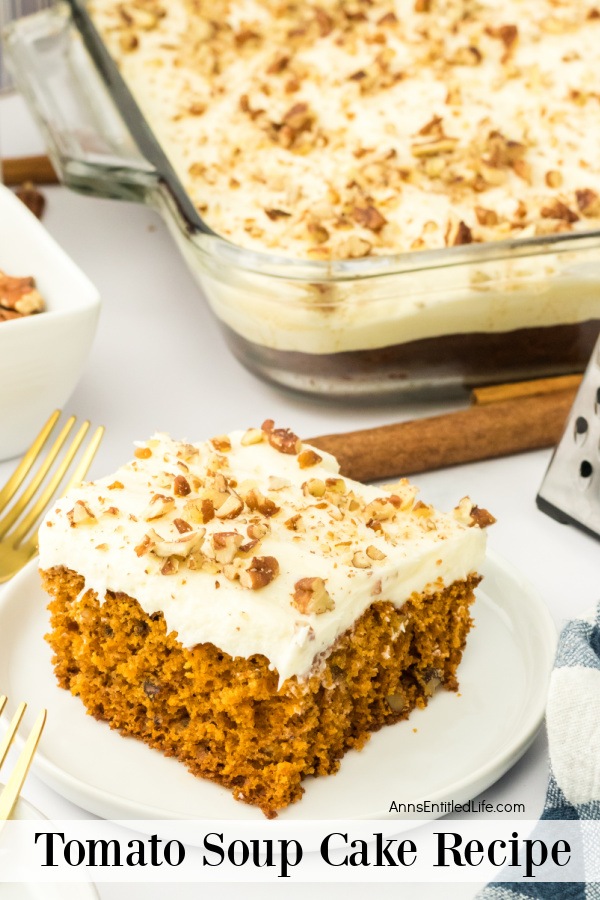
[0,185,100,461]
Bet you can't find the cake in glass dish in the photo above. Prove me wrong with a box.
[89,0,600,260]
[7,2,600,395]
[80,0,600,394]
[38,421,492,817]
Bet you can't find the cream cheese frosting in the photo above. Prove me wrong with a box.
[89,0,600,259]
[38,424,488,683]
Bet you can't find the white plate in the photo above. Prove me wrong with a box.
[0,552,556,821]
[3,794,99,900]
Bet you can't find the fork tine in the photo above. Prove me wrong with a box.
[0,702,26,770]
[18,425,105,558]
[62,425,105,495]
[0,410,61,512]
[0,708,46,822]
[0,415,77,540]
[10,421,91,545]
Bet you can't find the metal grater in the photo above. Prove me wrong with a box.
[536,335,600,541]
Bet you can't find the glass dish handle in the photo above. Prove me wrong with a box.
[3,3,158,201]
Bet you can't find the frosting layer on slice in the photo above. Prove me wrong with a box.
[38,424,487,682]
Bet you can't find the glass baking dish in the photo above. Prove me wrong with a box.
[6,2,600,399]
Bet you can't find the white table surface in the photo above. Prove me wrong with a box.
[1,92,599,900]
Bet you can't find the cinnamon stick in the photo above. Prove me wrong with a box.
[308,388,577,483]
[471,373,583,406]
[3,155,58,186]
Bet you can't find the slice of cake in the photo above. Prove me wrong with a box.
[38,421,492,817]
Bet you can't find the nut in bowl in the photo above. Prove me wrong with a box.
[0,185,100,461]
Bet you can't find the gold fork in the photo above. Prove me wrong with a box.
[0,695,46,821]
[0,410,104,583]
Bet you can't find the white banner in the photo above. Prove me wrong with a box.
[0,819,597,883]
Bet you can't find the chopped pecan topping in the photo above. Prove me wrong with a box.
[307,222,330,244]
[173,474,191,496]
[240,555,280,589]
[266,55,289,75]
[161,557,179,576]
[545,170,563,189]
[261,419,302,454]
[176,443,199,462]
[284,513,304,531]
[470,506,497,528]
[146,526,205,558]
[119,31,139,52]
[185,497,215,524]
[541,201,579,223]
[292,576,334,614]
[244,487,280,517]
[141,493,175,521]
[240,428,264,446]
[67,500,96,527]
[314,6,333,36]
[202,478,230,509]
[413,500,433,517]
[450,46,482,66]
[411,137,458,158]
[575,189,600,217]
[210,435,232,452]
[134,446,152,460]
[297,449,323,468]
[475,206,499,227]
[283,102,313,130]
[363,498,397,521]
[351,550,372,568]
[325,477,347,494]
[174,518,192,533]
[265,208,291,221]
[238,538,259,555]
[214,490,244,519]
[0,270,45,317]
[454,496,474,525]
[352,205,387,232]
[108,481,124,490]
[445,219,473,247]
[134,535,152,557]
[201,498,215,522]
[247,521,270,540]
[418,115,444,137]
[453,496,495,527]
[484,131,526,168]
[212,531,244,563]
[303,478,326,498]
[366,545,387,560]
[486,24,518,48]
[513,159,532,184]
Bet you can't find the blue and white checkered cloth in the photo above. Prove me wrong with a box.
[478,606,600,899]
